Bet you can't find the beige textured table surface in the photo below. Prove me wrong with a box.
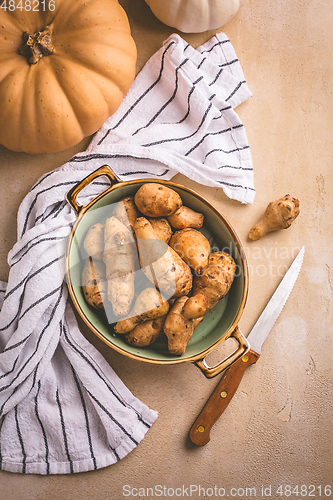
[1,0,332,499]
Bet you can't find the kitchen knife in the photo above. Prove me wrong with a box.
[189,246,305,446]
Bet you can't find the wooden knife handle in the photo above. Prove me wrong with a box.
[189,349,260,446]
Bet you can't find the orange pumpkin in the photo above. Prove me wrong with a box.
[0,0,137,154]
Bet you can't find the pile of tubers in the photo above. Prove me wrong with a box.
[81,183,236,356]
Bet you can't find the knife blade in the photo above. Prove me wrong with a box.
[189,246,305,446]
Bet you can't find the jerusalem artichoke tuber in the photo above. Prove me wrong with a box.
[83,223,105,261]
[114,287,169,334]
[81,257,107,309]
[192,251,236,312]
[147,218,173,243]
[169,228,210,275]
[134,183,182,217]
[124,315,167,347]
[103,216,137,317]
[134,217,193,299]
[112,196,141,234]
[163,294,207,355]
[248,194,300,241]
[167,205,204,229]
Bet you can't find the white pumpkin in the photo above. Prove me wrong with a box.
[144,0,245,33]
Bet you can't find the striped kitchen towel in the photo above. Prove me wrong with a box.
[0,172,158,475]
[64,32,255,204]
[0,31,253,475]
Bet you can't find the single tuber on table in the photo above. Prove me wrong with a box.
[248,194,300,241]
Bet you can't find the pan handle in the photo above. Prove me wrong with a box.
[194,327,249,378]
[66,165,119,215]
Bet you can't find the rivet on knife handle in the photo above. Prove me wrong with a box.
[189,350,260,446]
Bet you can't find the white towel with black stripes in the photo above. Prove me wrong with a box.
[64,32,255,203]
[0,32,253,475]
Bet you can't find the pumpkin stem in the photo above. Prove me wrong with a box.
[18,24,55,65]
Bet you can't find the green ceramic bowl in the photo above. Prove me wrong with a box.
[65,165,249,378]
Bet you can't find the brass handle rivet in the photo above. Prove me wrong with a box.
[242,355,249,362]
[198,426,205,433]
[220,391,227,398]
